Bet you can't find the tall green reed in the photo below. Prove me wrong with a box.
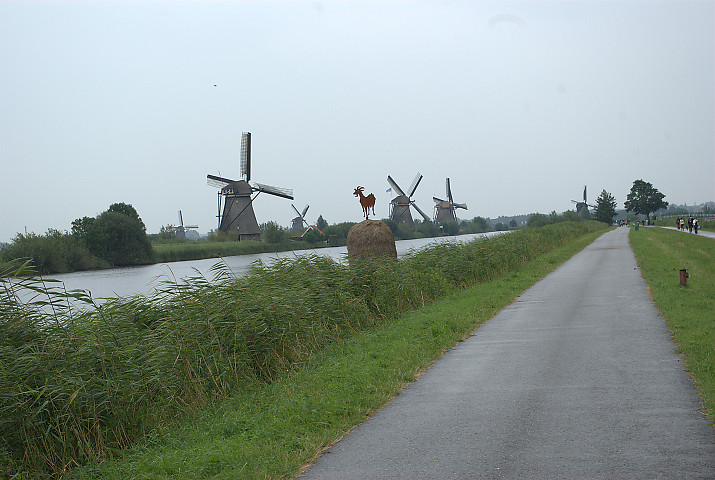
[0,222,607,478]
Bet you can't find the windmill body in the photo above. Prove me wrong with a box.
[572,186,595,214]
[219,180,261,238]
[433,178,467,225]
[174,210,198,240]
[387,173,431,227]
[207,132,293,241]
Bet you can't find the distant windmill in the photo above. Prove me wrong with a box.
[174,210,198,240]
[571,186,595,214]
[433,178,468,224]
[290,203,325,238]
[386,173,431,227]
[291,204,310,232]
[207,132,293,240]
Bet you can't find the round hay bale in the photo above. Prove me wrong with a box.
[347,220,397,260]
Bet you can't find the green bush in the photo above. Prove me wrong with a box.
[0,230,103,274]
[261,221,288,244]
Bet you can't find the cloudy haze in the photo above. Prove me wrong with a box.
[1,1,713,242]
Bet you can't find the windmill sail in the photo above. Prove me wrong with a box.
[254,182,294,200]
[386,175,406,196]
[207,174,234,189]
[240,132,251,182]
[407,173,423,198]
[412,202,432,222]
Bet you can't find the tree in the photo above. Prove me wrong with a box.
[261,221,287,243]
[624,179,668,223]
[302,228,324,244]
[594,190,617,224]
[417,220,439,237]
[560,210,580,222]
[527,213,549,227]
[381,218,399,236]
[441,221,460,236]
[316,215,328,231]
[71,203,152,266]
[94,211,153,266]
[108,202,145,229]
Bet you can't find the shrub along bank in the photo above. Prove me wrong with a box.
[0,221,608,478]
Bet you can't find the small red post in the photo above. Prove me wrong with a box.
[679,269,689,286]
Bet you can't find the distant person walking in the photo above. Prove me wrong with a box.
[688,216,694,233]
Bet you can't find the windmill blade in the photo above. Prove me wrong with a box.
[407,173,423,198]
[254,182,294,200]
[583,185,587,203]
[291,203,303,218]
[453,202,468,210]
[207,174,234,188]
[178,210,184,227]
[240,132,251,182]
[446,178,454,205]
[301,205,310,217]
[433,197,446,204]
[386,175,406,196]
[411,201,432,222]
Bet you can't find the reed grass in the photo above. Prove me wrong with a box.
[0,221,607,478]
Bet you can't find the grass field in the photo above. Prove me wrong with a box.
[629,227,715,421]
[68,226,609,480]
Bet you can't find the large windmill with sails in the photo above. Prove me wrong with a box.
[207,132,293,240]
[386,173,431,227]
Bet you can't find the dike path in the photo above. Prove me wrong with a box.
[299,227,715,479]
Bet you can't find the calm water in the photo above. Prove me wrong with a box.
[47,232,507,301]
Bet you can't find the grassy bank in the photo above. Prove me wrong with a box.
[151,239,323,263]
[629,227,715,420]
[0,222,608,479]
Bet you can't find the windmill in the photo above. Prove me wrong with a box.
[291,204,310,232]
[386,173,431,227]
[207,132,293,240]
[433,178,468,224]
[290,203,325,238]
[571,186,595,214]
[173,210,198,240]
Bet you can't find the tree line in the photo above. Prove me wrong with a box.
[0,203,153,274]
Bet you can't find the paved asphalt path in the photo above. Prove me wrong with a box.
[660,225,715,240]
[299,227,715,479]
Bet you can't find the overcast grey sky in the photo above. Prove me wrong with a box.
[1,1,713,242]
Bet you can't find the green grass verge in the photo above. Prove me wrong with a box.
[77,228,609,480]
[151,240,324,263]
[629,227,715,421]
